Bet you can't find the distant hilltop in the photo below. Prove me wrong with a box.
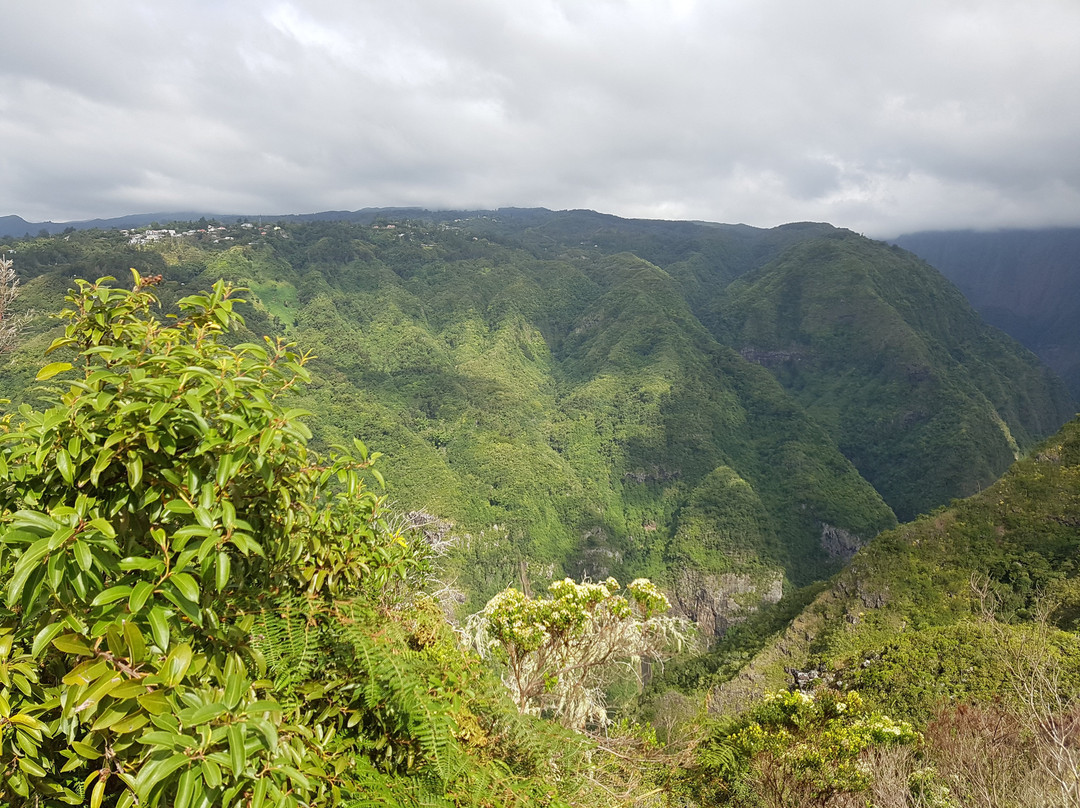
[0,208,444,238]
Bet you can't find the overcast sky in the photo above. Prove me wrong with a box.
[3,1,1080,237]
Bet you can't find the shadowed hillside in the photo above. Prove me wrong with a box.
[895,227,1080,398]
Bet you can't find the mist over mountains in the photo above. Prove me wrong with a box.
[894,227,1080,398]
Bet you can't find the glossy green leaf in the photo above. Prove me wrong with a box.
[134,752,190,800]
[162,643,193,687]
[202,757,221,789]
[138,690,172,716]
[90,775,107,808]
[56,447,74,484]
[72,740,103,760]
[174,767,196,808]
[72,672,123,715]
[72,539,93,572]
[90,585,133,607]
[6,537,51,607]
[31,623,65,658]
[126,454,143,488]
[148,606,170,651]
[215,552,230,592]
[123,621,146,663]
[185,702,225,726]
[170,572,200,604]
[251,777,268,808]
[227,724,246,775]
[35,361,73,381]
[52,633,93,656]
[128,581,154,615]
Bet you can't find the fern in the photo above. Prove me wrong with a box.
[249,591,322,692]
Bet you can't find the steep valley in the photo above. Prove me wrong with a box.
[2,211,1071,621]
[2,209,1079,807]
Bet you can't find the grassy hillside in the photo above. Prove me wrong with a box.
[717,414,1080,714]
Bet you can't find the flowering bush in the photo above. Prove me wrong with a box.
[468,577,691,730]
[627,578,671,619]
[687,689,920,806]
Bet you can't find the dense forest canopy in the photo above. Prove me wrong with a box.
[1,214,1070,606]
[1,211,1078,806]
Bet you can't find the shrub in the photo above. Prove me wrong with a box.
[0,273,571,807]
[467,576,691,730]
[682,689,919,807]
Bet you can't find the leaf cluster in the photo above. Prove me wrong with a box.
[0,274,572,807]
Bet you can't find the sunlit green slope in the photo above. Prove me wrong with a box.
[719,414,1080,718]
[712,231,1074,520]
[2,221,894,620]
[2,212,1070,620]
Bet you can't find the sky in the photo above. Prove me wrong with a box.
[3,1,1080,237]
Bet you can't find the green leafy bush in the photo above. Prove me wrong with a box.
[682,689,919,806]
[0,273,574,807]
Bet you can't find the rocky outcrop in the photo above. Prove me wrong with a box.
[739,346,808,367]
[669,566,784,639]
[623,466,681,484]
[568,527,624,580]
[819,523,862,561]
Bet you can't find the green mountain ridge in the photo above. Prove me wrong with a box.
[715,413,1080,717]
[1,213,1071,626]
[713,234,1072,520]
[894,227,1080,398]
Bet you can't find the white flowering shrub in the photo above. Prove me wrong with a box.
[467,577,691,730]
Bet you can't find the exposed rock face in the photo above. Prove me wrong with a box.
[623,466,681,484]
[569,527,623,580]
[669,567,784,639]
[820,523,861,561]
[739,346,809,367]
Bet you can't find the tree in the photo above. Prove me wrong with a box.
[467,577,691,731]
[0,272,422,806]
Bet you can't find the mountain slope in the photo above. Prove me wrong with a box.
[1,213,1070,622]
[711,231,1074,520]
[894,227,1080,398]
[446,215,1074,521]
[1,221,895,625]
[718,414,1080,714]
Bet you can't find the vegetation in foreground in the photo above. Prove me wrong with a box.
[0,275,597,807]
[681,413,1080,806]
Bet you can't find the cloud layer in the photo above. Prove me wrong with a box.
[3,0,1080,236]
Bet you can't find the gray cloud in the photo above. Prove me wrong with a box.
[3,0,1080,236]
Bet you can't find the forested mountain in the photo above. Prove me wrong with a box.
[3,210,1079,806]
[894,227,1080,398]
[715,413,1080,703]
[1,211,1070,623]
[669,414,1080,806]
[713,234,1070,520]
